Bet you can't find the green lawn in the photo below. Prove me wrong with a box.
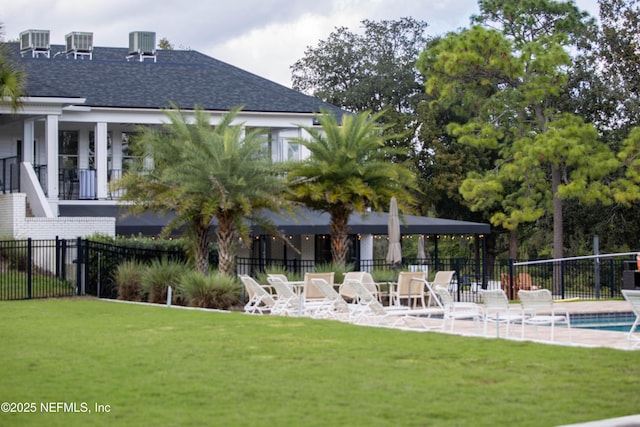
[0,298,638,427]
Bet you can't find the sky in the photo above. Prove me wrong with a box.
[2,0,599,88]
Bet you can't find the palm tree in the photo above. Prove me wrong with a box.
[286,109,418,266]
[0,26,27,112]
[113,105,289,275]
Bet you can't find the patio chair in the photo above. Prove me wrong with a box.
[239,275,277,315]
[389,271,428,309]
[339,272,380,302]
[433,286,482,333]
[517,272,540,290]
[518,289,571,342]
[431,270,456,293]
[480,289,524,338]
[303,272,335,301]
[500,273,520,299]
[311,278,354,321]
[348,278,443,329]
[266,276,303,317]
[621,289,640,349]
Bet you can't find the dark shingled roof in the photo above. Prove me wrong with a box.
[5,42,346,116]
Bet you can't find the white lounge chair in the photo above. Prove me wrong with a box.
[303,272,335,302]
[310,278,354,321]
[348,279,443,329]
[266,276,302,317]
[433,285,482,333]
[339,272,381,302]
[239,275,276,314]
[480,289,524,338]
[518,289,571,342]
[432,270,456,293]
[621,289,640,349]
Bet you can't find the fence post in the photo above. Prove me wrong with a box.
[55,236,60,279]
[60,239,67,280]
[75,237,83,295]
[560,261,566,300]
[27,238,32,299]
[508,258,515,300]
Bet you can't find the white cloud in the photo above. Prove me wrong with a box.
[2,0,599,87]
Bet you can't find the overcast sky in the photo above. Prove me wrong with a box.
[2,0,599,88]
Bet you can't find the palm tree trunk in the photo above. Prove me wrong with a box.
[329,207,351,267]
[216,213,239,276]
[194,223,211,275]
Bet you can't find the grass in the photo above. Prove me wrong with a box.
[1,299,639,427]
[0,272,75,299]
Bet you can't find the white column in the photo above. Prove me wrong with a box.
[111,130,122,174]
[77,128,90,169]
[23,119,35,163]
[95,122,108,199]
[45,115,59,206]
[360,234,374,272]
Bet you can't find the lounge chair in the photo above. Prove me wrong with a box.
[303,272,335,302]
[433,285,482,333]
[431,270,456,293]
[621,289,640,349]
[480,289,524,337]
[239,275,277,314]
[518,289,571,342]
[339,272,380,302]
[311,278,354,321]
[266,276,303,316]
[389,271,428,309]
[348,278,443,329]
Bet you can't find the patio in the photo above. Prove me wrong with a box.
[385,299,635,350]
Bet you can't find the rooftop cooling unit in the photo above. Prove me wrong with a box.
[128,31,156,62]
[65,32,93,59]
[20,29,50,58]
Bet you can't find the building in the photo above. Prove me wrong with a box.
[0,29,489,266]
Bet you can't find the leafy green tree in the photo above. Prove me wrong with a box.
[418,1,617,276]
[291,18,429,159]
[158,37,174,50]
[597,0,640,136]
[286,110,418,267]
[0,25,26,112]
[113,106,289,276]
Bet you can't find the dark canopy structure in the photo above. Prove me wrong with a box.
[58,205,490,237]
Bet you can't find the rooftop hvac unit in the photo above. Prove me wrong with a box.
[19,29,50,57]
[65,32,94,59]
[129,31,156,55]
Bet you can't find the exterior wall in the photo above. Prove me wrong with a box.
[0,193,115,240]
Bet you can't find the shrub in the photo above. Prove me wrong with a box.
[181,271,241,309]
[141,258,189,305]
[115,260,145,301]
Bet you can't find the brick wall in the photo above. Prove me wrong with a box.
[0,193,115,239]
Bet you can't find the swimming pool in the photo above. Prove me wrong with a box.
[571,312,636,332]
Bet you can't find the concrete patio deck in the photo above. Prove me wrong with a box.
[384,299,637,351]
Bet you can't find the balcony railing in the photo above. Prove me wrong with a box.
[0,156,20,194]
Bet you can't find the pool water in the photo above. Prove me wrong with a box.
[571,312,636,332]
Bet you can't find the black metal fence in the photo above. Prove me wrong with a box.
[0,238,635,302]
[0,238,79,300]
[236,255,634,302]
